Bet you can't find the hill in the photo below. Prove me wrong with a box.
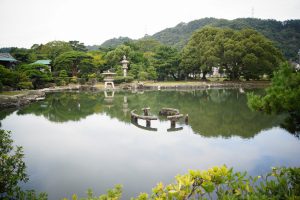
[149,18,300,60]
[100,36,133,49]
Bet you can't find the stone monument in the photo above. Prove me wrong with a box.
[120,55,129,77]
[102,70,116,89]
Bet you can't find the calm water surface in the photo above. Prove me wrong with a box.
[1,89,299,199]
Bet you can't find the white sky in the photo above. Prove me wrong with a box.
[0,0,299,48]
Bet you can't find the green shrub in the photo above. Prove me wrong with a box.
[125,76,134,83]
[88,73,97,79]
[59,80,66,86]
[64,166,300,200]
[114,76,134,84]
[138,71,148,81]
[17,81,33,89]
[70,76,78,84]
[59,70,68,79]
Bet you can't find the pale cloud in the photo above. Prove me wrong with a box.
[0,0,299,48]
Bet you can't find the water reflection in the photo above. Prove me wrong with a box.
[6,89,284,138]
[0,89,299,200]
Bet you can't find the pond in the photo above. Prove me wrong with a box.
[1,89,300,199]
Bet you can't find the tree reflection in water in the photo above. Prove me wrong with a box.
[0,89,291,138]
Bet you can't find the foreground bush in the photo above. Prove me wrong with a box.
[64,166,300,200]
[0,130,47,200]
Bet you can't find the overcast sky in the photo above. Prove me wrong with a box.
[0,0,299,48]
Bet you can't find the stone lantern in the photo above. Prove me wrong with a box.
[102,70,116,89]
[121,55,129,77]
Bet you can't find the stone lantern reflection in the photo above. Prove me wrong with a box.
[122,96,129,116]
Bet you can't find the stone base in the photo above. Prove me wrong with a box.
[104,82,115,89]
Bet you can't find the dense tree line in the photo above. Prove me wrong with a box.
[150,17,300,61]
[0,26,285,91]
[181,27,283,80]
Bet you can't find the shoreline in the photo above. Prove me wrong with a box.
[0,81,270,108]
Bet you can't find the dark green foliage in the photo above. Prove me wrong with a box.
[182,27,283,80]
[248,62,300,114]
[134,39,163,52]
[0,129,28,197]
[153,46,180,80]
[53,51,92,77]
[247,62,300,134]
[181,27,222,80]
[100,37,133,49]
[68,40,87,52]
[19,64,53,89]
[36,41,73,60]
[10,47,36,64]
[0,129,47,200]
[0,65,30,89]
[17,81,33,89]
[150,17,300,60]
[114,76,134,84]
[59,70,68,79]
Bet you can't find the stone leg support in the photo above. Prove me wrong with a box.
[144,110,149,116]
[185,114,189,124]
[171,120,176,128]
[146,120,151,127]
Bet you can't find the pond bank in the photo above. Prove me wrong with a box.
[0,85,95,108]
[139,80,269,90]
[0,81,269,108]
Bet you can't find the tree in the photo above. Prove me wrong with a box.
[19,64,53,89]
[182,27,283,80]
[134,39,162,52]
[181,27,224,80]
[53,51,92,76]
[0,129,28,197]
[146,66,158,80]
[247,62,300,133]
[69,41,87,52]
[0,65,31,89]
[223,29,283,80]
[10,47,36,64]
[153,45,180,80]
[37,41,73,60]
[105,45,132,68]
[248,62,300,114]
[87,50,107,72]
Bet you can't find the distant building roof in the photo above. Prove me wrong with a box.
[33,60,51,65]
[0,53,17,62]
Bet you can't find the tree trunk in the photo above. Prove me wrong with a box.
[201,71,208,80]
[72,64,78,77]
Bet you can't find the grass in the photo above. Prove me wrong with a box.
[0,91,27,96]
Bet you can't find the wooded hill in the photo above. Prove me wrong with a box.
[100,18,300,60]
